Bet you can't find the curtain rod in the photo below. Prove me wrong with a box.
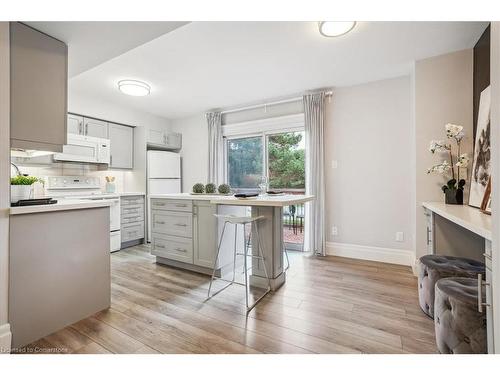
[219,90,333,115]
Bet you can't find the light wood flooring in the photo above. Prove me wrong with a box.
[22,245,437,354]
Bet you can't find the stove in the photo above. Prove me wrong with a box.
[45,176,121,252]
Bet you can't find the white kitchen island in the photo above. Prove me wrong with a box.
[148,193,314,290]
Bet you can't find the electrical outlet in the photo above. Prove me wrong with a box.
[396,232,404,242]
[331,160,338,169]
[332,226,338,236]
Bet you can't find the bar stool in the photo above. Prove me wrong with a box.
[207,214,272,313]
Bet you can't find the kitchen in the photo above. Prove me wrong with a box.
[2,15,500,364]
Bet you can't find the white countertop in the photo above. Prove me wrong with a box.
[422,202,492,241]
[150,193,315,207]
[10,199,112,215]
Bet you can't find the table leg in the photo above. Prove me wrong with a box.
[249,206,286,291]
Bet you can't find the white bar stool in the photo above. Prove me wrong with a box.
[206,214,272,313]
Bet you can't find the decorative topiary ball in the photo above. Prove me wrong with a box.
[205,183,216,194]
[192,183,205,194]
[218,184,231,195]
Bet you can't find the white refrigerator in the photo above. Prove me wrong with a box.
[147,150,182,241]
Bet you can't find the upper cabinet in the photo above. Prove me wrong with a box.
[10,22,68,152]
[147,128,182,151]
[108,123,134,169]
[84,118,108,138]
[67,114,83,135]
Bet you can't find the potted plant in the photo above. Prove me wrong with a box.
[11,175,43,203]
[427,123,470,205]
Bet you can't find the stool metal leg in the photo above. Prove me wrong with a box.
[243,223,250,310]
[207,221,228,299]
[231,223,238,282]
[283,243,290,271]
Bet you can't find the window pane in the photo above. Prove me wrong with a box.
[268,131,305,190]
[227,136,263,189]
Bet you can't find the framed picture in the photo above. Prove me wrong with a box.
[480,177,491,215]
[469,85,491,208]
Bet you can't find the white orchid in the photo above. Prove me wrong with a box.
[429,140,449,154]
[456,153,469,168]
[445,123,464,139]
[427,161,451,175]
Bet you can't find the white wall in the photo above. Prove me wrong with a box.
[170,114,208,192]
[0,22,12,352]
[414,49,474,260]
[324,76,414,263]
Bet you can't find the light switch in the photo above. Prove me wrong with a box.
[332,226,338,236]
[396,232,404,242]
[331,160,338,169]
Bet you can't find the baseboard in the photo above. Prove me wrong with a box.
[326,241,415,267]
[0,323,11,354]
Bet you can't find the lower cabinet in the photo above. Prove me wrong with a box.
[150,199,217,272]
[121,195,145,248]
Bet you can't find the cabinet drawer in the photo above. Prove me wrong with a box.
[150,199,192,212]
[151,211,192,238]
[121,223,144,242]
[121,196,145,206]
[151,234,193,264]
[121,205,144,216]
[121,215,144,225]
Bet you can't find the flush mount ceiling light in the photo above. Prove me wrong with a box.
[118,80,151,96]
[318,21,356,37]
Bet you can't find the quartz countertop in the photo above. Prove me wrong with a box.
[422,202,492,240]
[10,199,112,215]
[149,193,315,207]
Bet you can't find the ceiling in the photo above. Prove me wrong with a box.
[26,21,188,77]
[61,21,488,119]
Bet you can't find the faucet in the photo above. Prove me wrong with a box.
[11,162,21,177]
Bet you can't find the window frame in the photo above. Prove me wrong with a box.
[222,114,305,191]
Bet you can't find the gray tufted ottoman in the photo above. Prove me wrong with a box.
[418,255,485,318]
[434,277,487,353]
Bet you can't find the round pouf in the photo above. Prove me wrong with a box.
[434,277,487,354]
[418,255,485,318]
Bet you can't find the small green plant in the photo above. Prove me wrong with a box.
[205,183,216,194]
[218,184,231,195]
[192,183,205,194]
[10,175,43,186]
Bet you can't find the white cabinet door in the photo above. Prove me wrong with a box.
[108,123,133,169]
[166,133,182,149]
[193,201,217,268]
[148,128,166,145]
[67,114,83,135]
[84,117,108,138]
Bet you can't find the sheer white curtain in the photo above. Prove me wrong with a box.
[303,92,326,256]
[206,111,223,185]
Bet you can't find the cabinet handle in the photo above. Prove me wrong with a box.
[155,203,166,206]
[156,244,166,249]
[174,247,187,253]
[426,228,431,245]
[477,274,491,313]
[175,204,187,208]
[175,223,187,227]
[155,221,165,225]
[483,252,492,261]
[78,121,83,134]
[85,123,89,135]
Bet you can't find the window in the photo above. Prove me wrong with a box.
[225,131,305,192]
[227,136,263,189]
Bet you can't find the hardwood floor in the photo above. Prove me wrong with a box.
[21,245,437,354]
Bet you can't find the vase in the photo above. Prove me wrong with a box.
[11,185,32,203]
[105,182,116,193]
[444,189,463,205]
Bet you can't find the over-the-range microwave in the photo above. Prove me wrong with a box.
[53,134,110,164]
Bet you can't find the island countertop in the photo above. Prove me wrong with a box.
[9,199,112,215]
[149,193,315,207]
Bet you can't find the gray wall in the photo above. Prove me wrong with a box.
[325,76,413,251]
[0,22,11,351]
[414,49,474,259]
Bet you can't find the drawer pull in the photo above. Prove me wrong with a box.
[156,244,166,249]
[174,247,187,253]
[477,274,491,313]
[155,221,166,225]
[175,204,187,207]
[175,223,187,227]
[155,203,166,206]
[483,252,492,261]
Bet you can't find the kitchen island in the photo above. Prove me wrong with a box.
[148,193,314,290]
[9,200,112,349]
